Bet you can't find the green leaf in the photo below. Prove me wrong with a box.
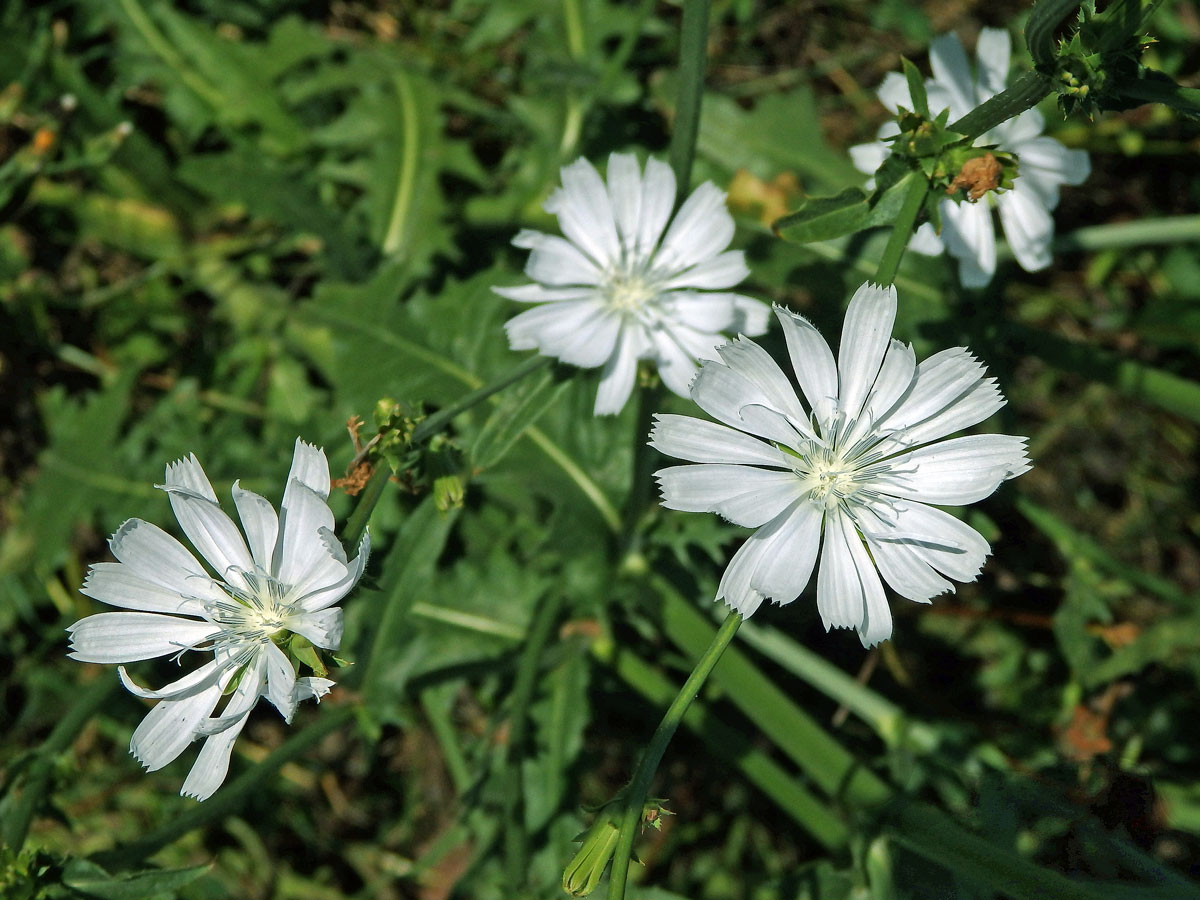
[60,859,210,899]
[471,369,569,471]
[772,188,871,244]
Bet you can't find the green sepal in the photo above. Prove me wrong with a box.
[222,665,246,696]
[901,58,930,118]
[289,634,328,677]
[563,805,622,896]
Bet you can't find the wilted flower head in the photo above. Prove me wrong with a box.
[851,29,1091,287]
[496,153,770,415]
[651,282,1030,647]
[67,439,369,800]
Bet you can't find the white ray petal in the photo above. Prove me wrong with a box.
[655,465,804,528]
[879,501,992,583]
[606,152,644,256]
[522,233,602,285]
[81,564,209,616]
[67,613,219,664]
[940,199,996,288]
[837,282,897,424]
[654,182,735,274]
[876,434,1031,504]
[108,519,217,598]
[287,607,344,650]
[594,329,640,415]
[232,482,278,573]
[974,28,1011,98]
[929,33,975,120]
[130,681,224,772]
[264,641,299,723]
[547,157,621,268]
[158,476,253,589]
[493,283,598,304]
[649,414,787,467]
[118,658,224,700]
[273,482,338,588]
[998,181,1054,273]
[664,251,750,290]
[775,304,838,432]
[635,157,677,259]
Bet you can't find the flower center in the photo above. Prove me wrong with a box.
[208,569,294,644]
[807,458,862,509]
[603,272,658,316]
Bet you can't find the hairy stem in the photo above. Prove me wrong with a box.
[873,174,928,286]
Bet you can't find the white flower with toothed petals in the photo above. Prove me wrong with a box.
[67,438,369,800]
[851,28,1090,287]
[495,152,770,415]
[650,282,1030,647]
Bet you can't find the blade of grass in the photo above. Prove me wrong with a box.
[656,582,1130,900]
[737,620,940,752]
[504,592,566,893]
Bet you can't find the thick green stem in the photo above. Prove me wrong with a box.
[873,174,928,286]
[504,592,566,893]
[605,610,742,900]
[667,0,712,193]
[949,70,1053,142]
[92,706,355,869]
[341,464,390,551]
[3,677,118,851]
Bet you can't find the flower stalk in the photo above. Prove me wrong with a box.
[873,174,929,286]
[605,609,742,900]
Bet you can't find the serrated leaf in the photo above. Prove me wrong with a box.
[773,188,871,244]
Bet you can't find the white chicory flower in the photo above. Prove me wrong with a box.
[851,28,1091,287]
[650,282,1030,647]
[496,153,770,415]
[67,439,369,800]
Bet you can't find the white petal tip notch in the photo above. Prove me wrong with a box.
[651,280,1030,648]
[496,152,769,416]
[66,437,368,799]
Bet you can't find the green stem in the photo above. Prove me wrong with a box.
[411,355,553,445]
[872,174,928,286]
[603,643,848,850]
[3,677,118,851]
[949,70,1052,142]
[659,589,1120,900]
[1115,79,1200,116]
[92,706,355,870]
[605,609,742,900]
[341,464,390,551]
[667,0,712,193]
[504,593,566,893]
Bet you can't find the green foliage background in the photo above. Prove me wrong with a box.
[2,0,1200,897]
